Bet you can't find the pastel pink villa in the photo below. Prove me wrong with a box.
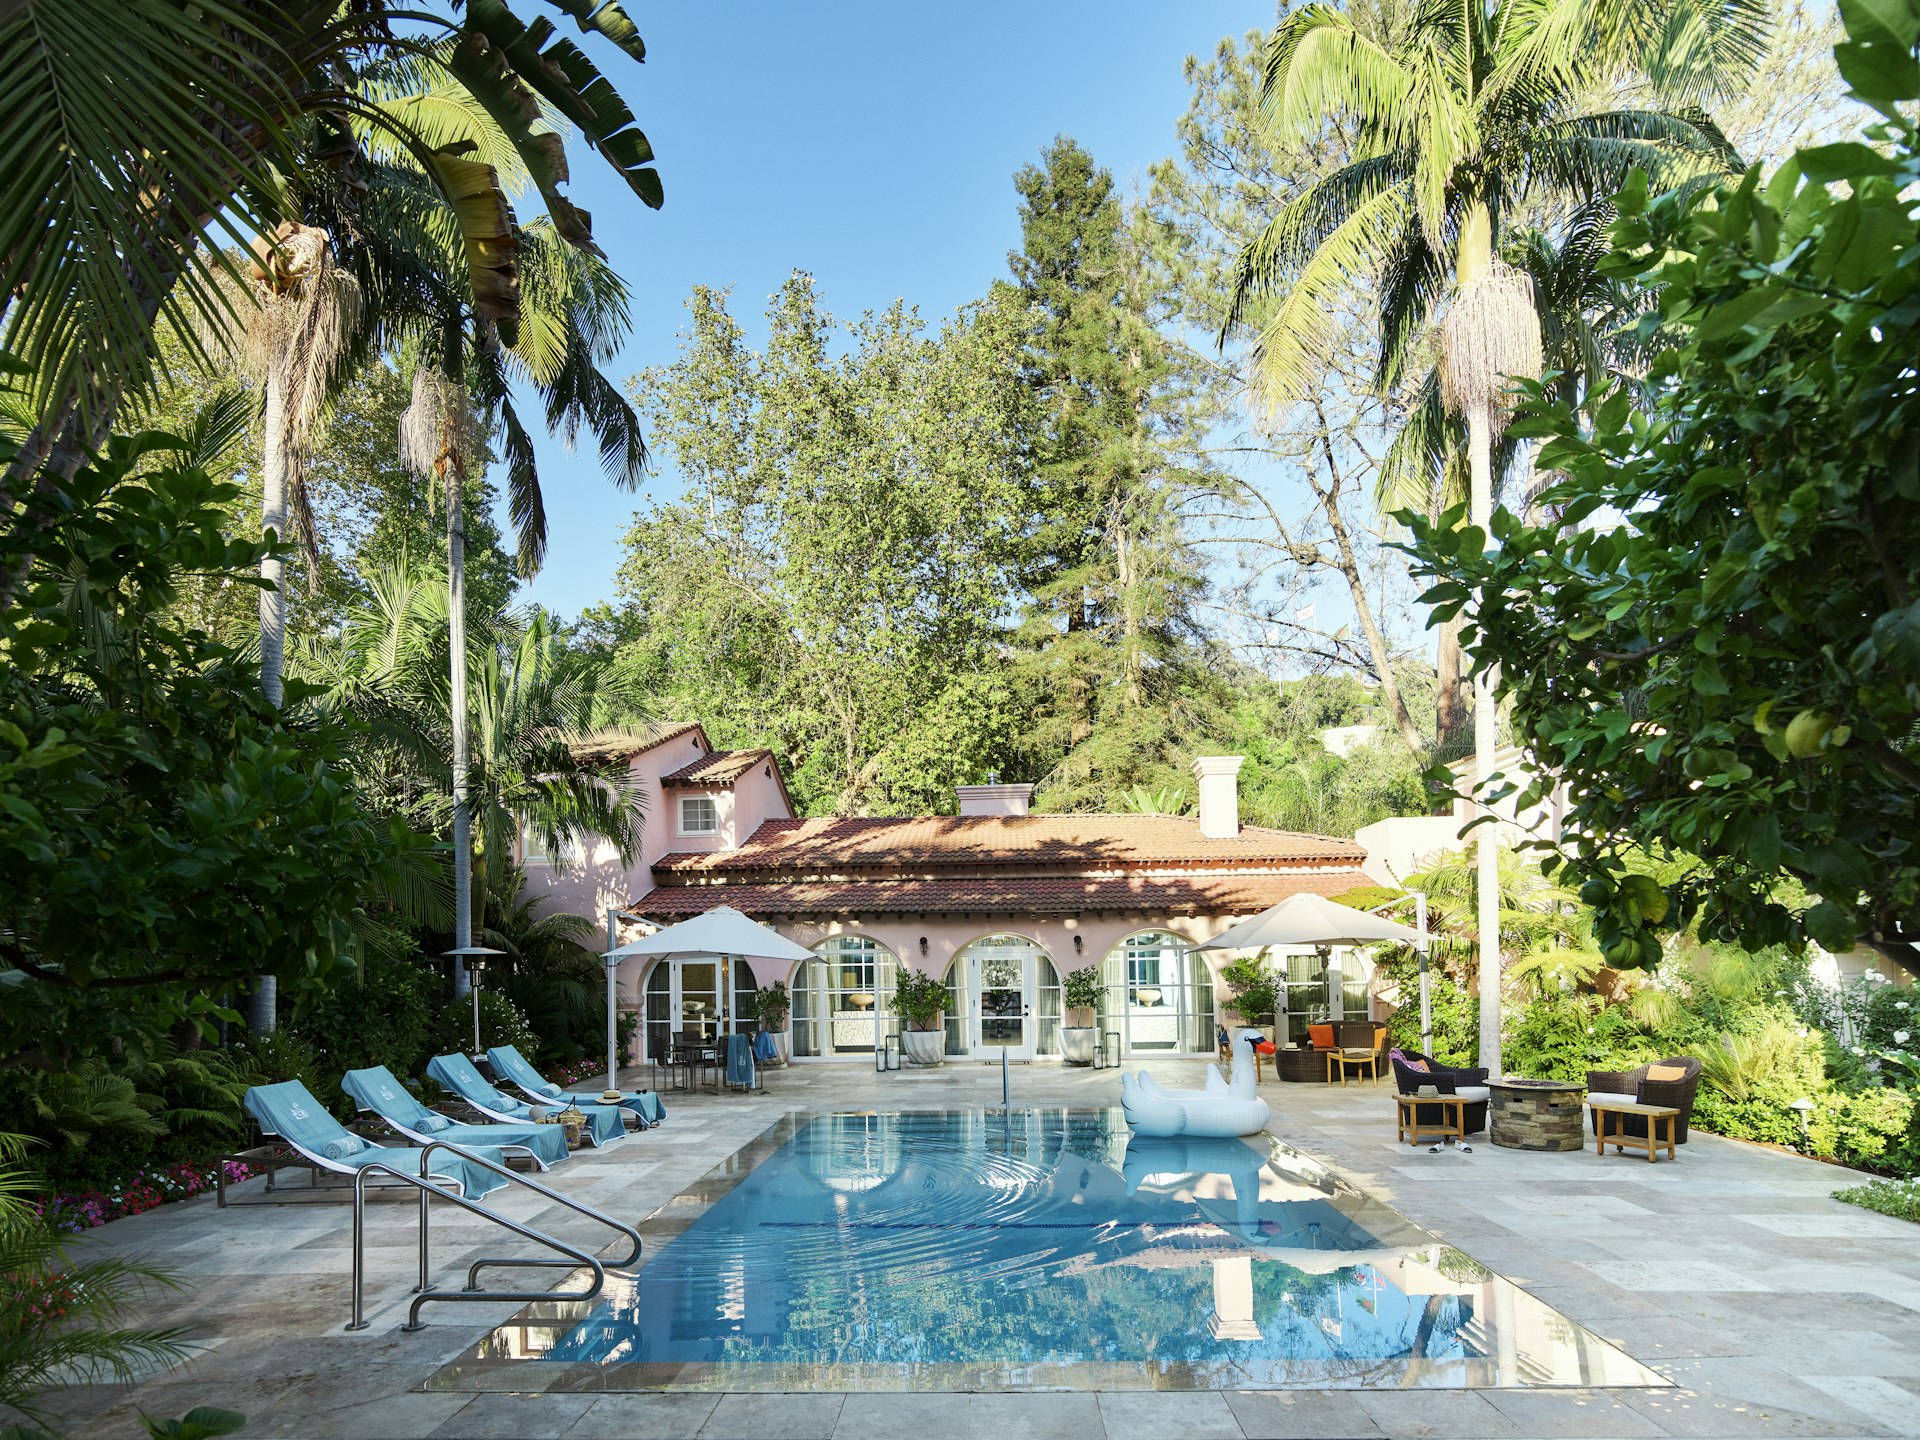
[521,723,1405,1067]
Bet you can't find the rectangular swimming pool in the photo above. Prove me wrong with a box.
[430,1109,1666,1392]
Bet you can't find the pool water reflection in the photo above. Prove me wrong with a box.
[432,1109,1667,1392]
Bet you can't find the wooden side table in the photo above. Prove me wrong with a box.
[1396,1092,1465,1147]
[1588,1099,1680,1162]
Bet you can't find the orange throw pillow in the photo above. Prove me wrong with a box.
[1402,1057,1430,1072]
[1308,1023,1335,1049]
[1645,1063,1687,1082]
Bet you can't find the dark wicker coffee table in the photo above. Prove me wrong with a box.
[1488,1077,1587,1151]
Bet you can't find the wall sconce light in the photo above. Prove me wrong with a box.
[918,936,928,956]
[1073,934,1084,954]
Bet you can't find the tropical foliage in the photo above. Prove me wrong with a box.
[1410,0,1920,976]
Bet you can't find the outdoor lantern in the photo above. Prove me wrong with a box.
[1790,1096,1814,1144]
[1073,934,1083,954]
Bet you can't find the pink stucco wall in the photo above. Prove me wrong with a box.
[518,727,735,937]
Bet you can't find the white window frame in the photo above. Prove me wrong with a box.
[678,793,719,836]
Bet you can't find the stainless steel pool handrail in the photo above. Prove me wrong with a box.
[346,1142,641,1333]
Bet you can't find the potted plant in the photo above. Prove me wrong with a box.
[1061,965,1102,1065]
[893,969,949,1067]
[1219,954,1281,1039]
[751,980,791,1066]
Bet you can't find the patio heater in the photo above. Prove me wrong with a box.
[443,945,505,1060]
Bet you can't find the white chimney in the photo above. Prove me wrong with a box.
[957,783,1034,817]
[1191,756,1245,839]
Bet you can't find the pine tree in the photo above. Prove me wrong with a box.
[1002,137,1220,808]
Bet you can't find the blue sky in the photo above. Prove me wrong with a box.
[501,1,1265,619]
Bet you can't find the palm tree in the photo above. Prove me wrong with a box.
[0,0,663,602]
[200,223,361,708]
[313,562,646,953]
[1223,0,1765,1071]
[0,1134,187,1432]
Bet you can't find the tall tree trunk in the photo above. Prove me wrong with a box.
[1435,614,1466,752]
[445,328,474,1002]
[1456,203,1503,1077]
[1469,396,1501,1077]
[246,367,292,1035]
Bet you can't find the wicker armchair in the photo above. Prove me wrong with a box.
[1586,1056,1702,1142]
[1390,1049,1491,1135]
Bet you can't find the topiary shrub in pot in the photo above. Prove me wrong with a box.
[894,969,949,1067]
[1061,965,1102,1065]
[1219,955,1281,1037]
[752,980,791,1066]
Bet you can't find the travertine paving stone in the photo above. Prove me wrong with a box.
[27,1060,1920,1439]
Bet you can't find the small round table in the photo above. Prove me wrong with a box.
[1487,1077,1587,1151]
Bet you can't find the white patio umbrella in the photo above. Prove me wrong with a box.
[1195,893,1433,1052]
[600,906,814,1099]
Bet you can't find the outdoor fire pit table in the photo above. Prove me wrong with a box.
[1487,1077,1587,1151]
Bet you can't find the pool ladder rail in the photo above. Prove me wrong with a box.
[345,1141,642,1333]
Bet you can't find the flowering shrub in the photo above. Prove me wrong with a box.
[549,1058,606,1088]
[34,1159,255,1234]
[1835,1175,1920,1225]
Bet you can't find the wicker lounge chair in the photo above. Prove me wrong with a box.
[1389,1049,1491,1135]
[1586,1057,1702,1142]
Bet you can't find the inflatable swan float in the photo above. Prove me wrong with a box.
[1121,1029,1276,1137]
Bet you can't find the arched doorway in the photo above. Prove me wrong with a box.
[791,936,899,1060]
[1101,930,1214,1056]
[642,956,758,1063]
[945,935,1062,1061]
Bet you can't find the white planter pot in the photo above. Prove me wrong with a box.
[1060,1027,1097,1066]
[900,1029,946,1067]
[764,1030,790,1067]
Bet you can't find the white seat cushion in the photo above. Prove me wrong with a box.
[1586,1090,1637,1108]
[1451,1085,1490,1104]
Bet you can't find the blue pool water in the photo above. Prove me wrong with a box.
[459,1110,1662,1390]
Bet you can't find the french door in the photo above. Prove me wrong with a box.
[972,948,1035,1060]
[643,957,738,1061]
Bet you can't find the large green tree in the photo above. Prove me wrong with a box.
[1223,0,1767,1069]
[1411,0,1920,978]
[1004,137,1226,808]
[0,402,425,1066]
[0,0,663,601]
[605,277,1033,816]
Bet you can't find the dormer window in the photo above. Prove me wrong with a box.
[679,794,719,836]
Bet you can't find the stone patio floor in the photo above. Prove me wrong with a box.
[30,1057,1920,1440]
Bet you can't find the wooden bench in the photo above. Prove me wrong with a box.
[1588,1098,1680,1163]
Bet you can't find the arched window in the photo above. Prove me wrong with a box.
[1100,930,1214,1055]
[792,936,899,1058]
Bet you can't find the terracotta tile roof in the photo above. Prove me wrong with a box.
[631,869,1373,919]
[654,814,1364,874]
[660,749,773,787]
[569,721,704,764]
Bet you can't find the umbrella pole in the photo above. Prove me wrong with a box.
[470,965,482,1058]
[605,908,619,1098]
[1415,892,1432,1057]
